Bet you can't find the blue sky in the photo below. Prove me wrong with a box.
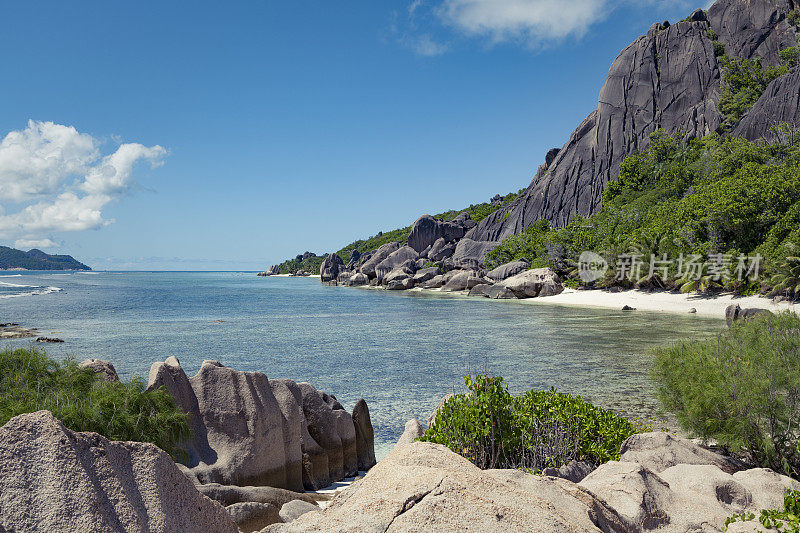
[0,0,706,270]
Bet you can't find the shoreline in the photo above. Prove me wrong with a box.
[405,286,793,319]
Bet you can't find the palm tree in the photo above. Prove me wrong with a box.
[769,248,800,300]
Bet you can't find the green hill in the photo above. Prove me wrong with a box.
[0,246,91,271]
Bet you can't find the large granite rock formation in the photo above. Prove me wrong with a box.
[359,242,401,278]
[499,268,563,298]
[147,357,375,493]
[0,411,237,533]
[466,0,797,241]
[406,215,465,253]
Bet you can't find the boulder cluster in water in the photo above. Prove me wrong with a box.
[264,214,565,299]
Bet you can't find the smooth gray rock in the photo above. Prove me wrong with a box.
[359,241,401,278]
[383,267,413,284]
[735,67,800,141]
[441,270,486,292]
[451,238,499,269]
[0,411,237,533]
[486,285,519,299]
[272,379,330,491]
[452,211,477,229]
[375,246,419,281]
[620,432,744,474]
[468,283,491,297]
[421,274,446,289]
[320,253,344,283]
[226,502,281,532]
[352,399,377,471]
[197,482,317,508]
[499,268,563,298]
[486,260,530,282]
[407,215,465,253]
[386,278,413,290]
[78,358,119,382]
[542,460,595,483]
[708,0,797,66]
[428,237,457,262]
[344,272,368,286]
[394,419,425,449]
[298,383,346,482]
[725,304,771,326]
[278,500,320,523]
[345,249,361,270]
[412,266,439,285]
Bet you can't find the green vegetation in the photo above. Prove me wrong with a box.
[718,55,788,129]
[273,255,326,275]
[485,127,800,296]
[726,489,800,531]
[419,374,644,471]
[0,347,191,461]
[0,246,91,271]
[652,312,800,478]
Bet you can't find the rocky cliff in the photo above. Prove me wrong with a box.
[467,0,799,242]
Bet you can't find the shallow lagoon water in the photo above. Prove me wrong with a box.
[1,271,722,457]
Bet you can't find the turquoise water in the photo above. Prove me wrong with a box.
[1,271,722,457]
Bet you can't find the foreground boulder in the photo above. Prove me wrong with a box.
[147,358,375,493]
[500,268,563,298]
[580,461,800,532]
[0,411,237,533]
[620,432,744,474]
[264,441,627,532]
[359,242,401,278]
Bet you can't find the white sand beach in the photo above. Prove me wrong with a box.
[523,288,795,319]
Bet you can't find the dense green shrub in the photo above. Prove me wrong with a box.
[486,128,800,294]
[0,347,191,461]
[718,56,787,128]
[652,312,800,477]
[726,489,800,531]
[419,374,643,471]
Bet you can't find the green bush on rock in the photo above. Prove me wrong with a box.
[652,312,800,478]
[726,489,800,531]
[419,374,644,471]
[0,347,191,461]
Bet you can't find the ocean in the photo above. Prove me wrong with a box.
[1,270,722,457]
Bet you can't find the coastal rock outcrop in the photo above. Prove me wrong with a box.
[320,253,344,282]
[0,411,237,532]
[147,358,375,493]
[428,237,457,261]
[499,268,563,298]
[375,246,419,281]
[407,215,465,253]
[463,0,795,241]
[352,399,377,471]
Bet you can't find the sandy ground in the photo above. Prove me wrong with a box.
[522,288,795,319]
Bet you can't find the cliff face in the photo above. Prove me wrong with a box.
[467,0,798,242]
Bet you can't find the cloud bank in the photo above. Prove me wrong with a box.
[0,120,165,245]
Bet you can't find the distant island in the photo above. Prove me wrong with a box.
[0,246,91,271]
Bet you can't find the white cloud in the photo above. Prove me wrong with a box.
[0,120,166,240]
[14,238,59,249]
[438,0,609,44]
[395,0,708,53]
